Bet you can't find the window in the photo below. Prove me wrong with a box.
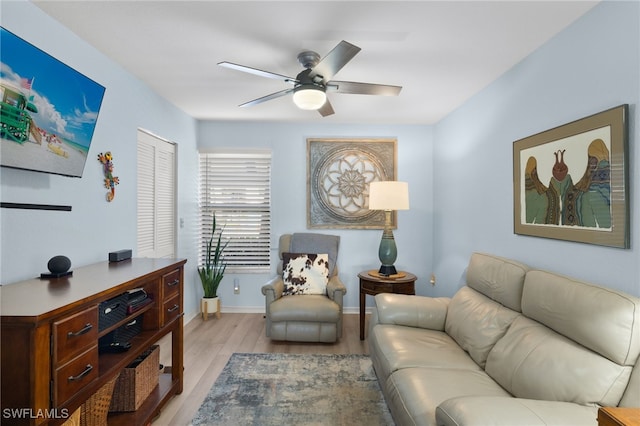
[199,150,271,273]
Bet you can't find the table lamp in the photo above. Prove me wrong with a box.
[368,181,410,276]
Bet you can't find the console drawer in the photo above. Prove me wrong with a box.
[162,293,182,325]
[53,306,98,365]
[162,269,181,299]
[53,346,98,406]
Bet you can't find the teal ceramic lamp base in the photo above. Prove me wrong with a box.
[378,210,398,276]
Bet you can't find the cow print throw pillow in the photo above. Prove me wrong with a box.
[282,253,329,296]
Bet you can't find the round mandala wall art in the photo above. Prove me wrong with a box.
[307,138,397,229]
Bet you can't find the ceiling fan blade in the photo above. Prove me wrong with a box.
[218,61,296,83]
[318,99,335,117]
[327,81,402,96]
[310,40,361,82]
[239,88,294,108]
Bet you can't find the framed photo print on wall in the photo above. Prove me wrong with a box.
[513,104,629,248]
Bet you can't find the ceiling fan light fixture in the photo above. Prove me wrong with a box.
[292,85,326,110]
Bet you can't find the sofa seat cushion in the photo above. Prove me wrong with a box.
[268,320,338,342]
[486,315,633,407]
[269,295,339,323]
[445,286,521,368]
[436,396,599,426]
[385,367,511,426]
[370,324,482,380]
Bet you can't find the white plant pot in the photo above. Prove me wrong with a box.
[201,296,220,320]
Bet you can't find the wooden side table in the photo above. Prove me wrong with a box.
[359,270,417,340]
[598,407,640,426]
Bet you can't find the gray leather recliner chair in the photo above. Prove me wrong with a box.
[261,233,347,342]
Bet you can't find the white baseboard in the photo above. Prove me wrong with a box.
[220,306,266,314]
[218,306,365,314]
[183,310,200,325]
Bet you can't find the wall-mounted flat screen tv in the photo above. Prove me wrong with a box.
[1,27,105,178]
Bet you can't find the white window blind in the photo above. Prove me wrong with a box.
[137,130,176,258]
[199,150,271,272]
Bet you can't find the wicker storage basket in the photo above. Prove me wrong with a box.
[61,407,81,426]
[109,345,160,412]
[80,373,119,426]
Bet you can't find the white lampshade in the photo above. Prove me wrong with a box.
[368,181,410,211]
[292,86,327,110]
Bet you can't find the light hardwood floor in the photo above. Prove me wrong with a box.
[153,313,369,425]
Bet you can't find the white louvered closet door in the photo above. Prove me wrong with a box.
[137,129,176,258]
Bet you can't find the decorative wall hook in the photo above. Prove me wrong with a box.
[97,151,119,202]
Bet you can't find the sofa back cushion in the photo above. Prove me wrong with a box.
[485,315,633,407]
[465,252,529,312]
[486,271,640,407]
[445,286,520,368]
[522,270,640,366]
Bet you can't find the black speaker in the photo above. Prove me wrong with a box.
[41,255,72,279]
[109,249,132,262]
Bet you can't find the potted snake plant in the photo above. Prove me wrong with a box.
[198,213,228,320]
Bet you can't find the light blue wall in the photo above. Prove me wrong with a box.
[433,0,640,297]
[196,122,434,311]
[1,1,637,322]
[0,1,202,316]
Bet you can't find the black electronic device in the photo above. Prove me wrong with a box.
[109,249,132,262]
[41,255,73,279]
[98,315,143,354]
[127,288,152,314]
[100,342,131,353]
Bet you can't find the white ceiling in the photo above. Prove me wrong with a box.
[33,1,599,125]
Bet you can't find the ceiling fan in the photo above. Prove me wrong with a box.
[218,40,402,117]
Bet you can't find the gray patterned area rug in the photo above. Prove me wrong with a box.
[191,352,394,426]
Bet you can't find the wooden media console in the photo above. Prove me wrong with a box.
[1,258,187,425]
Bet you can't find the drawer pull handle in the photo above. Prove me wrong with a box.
[125,319,137,327]
[67,323,93,337]
[103,303,120,315]
[68,364,93,382]
[167,304,179,313]
[167,279,180,287]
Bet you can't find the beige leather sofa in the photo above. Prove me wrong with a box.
[368,252,640,426]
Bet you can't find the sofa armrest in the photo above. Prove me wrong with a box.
[435,396,598,426]
[326,275,347,304]
[375,293,450,331]
[261,276,284,305]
